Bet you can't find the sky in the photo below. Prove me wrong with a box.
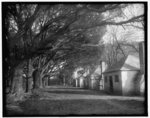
[102,4,144,44]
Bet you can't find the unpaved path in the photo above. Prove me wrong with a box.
[6,85,146,116]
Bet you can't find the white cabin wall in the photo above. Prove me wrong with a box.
[104,71,122,94]
[122,70,138,95]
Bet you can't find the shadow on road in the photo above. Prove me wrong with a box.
[42,85,107,95]
[7,99,145,116]
[43,89,107,95]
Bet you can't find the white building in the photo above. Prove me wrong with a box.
[103,54,144,96]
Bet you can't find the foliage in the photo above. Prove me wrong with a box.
[3,3,144,92]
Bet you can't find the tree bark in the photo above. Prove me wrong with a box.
[32,69,41,89]
[10,63,25,100]
[25,59,34,92]
[25,60,29,92]
[39,75,43,88]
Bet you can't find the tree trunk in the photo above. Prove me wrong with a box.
[39,75,43,88]
[7,68,15,93]
[63,77,66,86]
[25,59,34,92]
[32,69,41,89]
[10,63,25,101]
[42,77,46,88]
[45,77,49,86]
[25,60,29,92]
[28,77,33,92]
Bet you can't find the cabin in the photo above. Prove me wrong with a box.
[89,74,100,90]
[73,62,107,90]
[88,61,107,90]
[103,54,143,96]
[73,69,88,88]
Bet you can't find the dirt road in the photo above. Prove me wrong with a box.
[6,85,146,116]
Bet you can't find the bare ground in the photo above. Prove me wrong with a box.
[6,85,146,116]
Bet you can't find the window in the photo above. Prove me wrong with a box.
[104,76,107,83]
[115,75,119,82]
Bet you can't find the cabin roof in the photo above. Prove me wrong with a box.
[103,54,140,73]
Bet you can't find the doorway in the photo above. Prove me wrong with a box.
[109,76,113,93]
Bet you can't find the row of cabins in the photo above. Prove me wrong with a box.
[74,41,145,96]
[73,62,107,90]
